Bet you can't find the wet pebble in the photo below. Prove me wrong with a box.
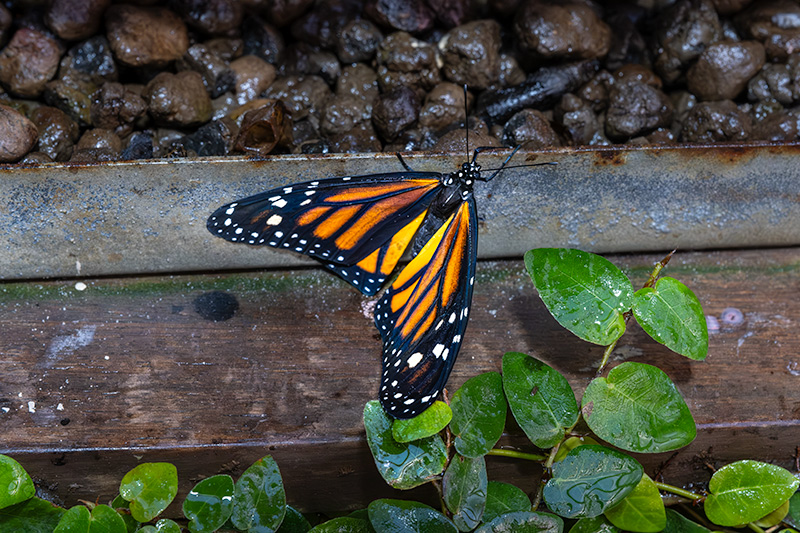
[75,128,122,152]
[428,0,472,29]
[321,95,373,137]
[366,0,434,34]
[171,0,243,36]
[121,130,154,160]
[105,5,189,68]
[69,147,119,162]
[653,0,722,84]
[502,109,561,149]
[90,82,147,137]
[376,32,441,94]
[687,41,765,101]
[329,122,382,153]
[752,107,800,141]
[290,2,351,49]
[61,36,118,85]
[337,19,383,63]
[372,86,420,142]
[418,82,469,131]
[605,81,673,140]
[0,104,38,162]
[182,118,239,156]
[432,127,500,152]
[514,0,612,61]
[43,75,97,126]
[30,106,80,161]
[143,71,213,127]
[0,5,10,48]
[555,93,603,145]
[263,74,331,122]
[438,20,501,90]
[180,44,236,98]
[0,28,63,98]
[242,16,284,65]
[747,55,800,105]
[736,0,800,60]
[680,100,752,142]
[337,64,379,103]
[18,151,53,164]
[264,0,314,28]
[234,99,293,156]
[45,0,110,41]
[230,55,277,106]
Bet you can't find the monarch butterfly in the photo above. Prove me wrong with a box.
[207,108,549,418]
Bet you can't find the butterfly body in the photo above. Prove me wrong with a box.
[208,156,489,418]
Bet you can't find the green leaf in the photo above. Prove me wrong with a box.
[569,516,620,533]
[525,248,633,345]
[474,511,563,533]
[119,463,178,523]
[363,401,447,490]
[543,445,643,518]
[662,509,711,533]
[276,506,312,533]
[443,455,488,531]
[755,499,790,527]
[54,505,92,532]
[392,402,452,443]
[367,499,456,532]
[183,474,235,533]
[231,455,286,533]
[603,475,665,532]
[582,362,696,453]
[483,482,531,524]
[553,436,600,463]
[308,517,373,532]
[0,455,35,509]
[450,372,507,458]
[632,277,708,360]
[151,519,182,532]
[502,352,579,449]
[0,497,66,532]
[705,460,799,526]
[786,492,800,528]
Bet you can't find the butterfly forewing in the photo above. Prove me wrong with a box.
[375,198,478,418]
[207,173,442,295]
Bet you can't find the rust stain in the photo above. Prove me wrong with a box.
[592,149,627,166]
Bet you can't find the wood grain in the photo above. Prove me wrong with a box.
[1,247,799,513]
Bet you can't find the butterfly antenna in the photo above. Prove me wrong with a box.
[463,84,470,164]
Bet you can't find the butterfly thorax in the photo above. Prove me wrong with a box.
[432,161,480,219]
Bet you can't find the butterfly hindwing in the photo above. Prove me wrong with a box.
[375,197,478,418]
[207,173,443,295]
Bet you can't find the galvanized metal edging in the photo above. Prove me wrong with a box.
[2,142,799,281]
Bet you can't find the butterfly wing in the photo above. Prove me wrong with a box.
[207,173,443,295]
[374,197,477,418]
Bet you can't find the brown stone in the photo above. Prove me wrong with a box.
[30,106,80,162]
[0,104,38,162]
[0,28,63,98]
[687,41,766,101]
[91,82,147,137]
[143,71,213,127]
[105,5,189,68]
[438,20,502,90]
[230,56,277,106]
[45,0,111,41]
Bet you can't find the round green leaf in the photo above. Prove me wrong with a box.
[662,509,711,533]
[363,401,447,490]
[543,445,643,518]
[450,372,507,458]
[0,455,35,509]
[0,497,66,532]
[443,455,488,531]
[119,463,178,523]
[705,460,800,527]
[525,248,633,345]
[392,402,452,443]
[502,352,579,449]
[786,492,800,529]
[183,474,235,533]
[308,516,372,532]
[367,499,456,532]
[483,482,531,524]
[475,511,564,533]
[755,499,790,527]
[582,362,696,453]
[231,455,286,532]
[150,519,181,532]
[632,277,708,360]
[569,516,620,533]
[277,506,312,533]
[54,505,91,532]
[603,474,665,532]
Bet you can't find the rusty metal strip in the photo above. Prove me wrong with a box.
[2,142,799,280]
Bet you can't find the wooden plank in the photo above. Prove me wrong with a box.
[2,247,799,513]
[3,142,800,280]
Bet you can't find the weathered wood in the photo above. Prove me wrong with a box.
[1,247,799,513]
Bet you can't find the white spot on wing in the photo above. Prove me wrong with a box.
[407,352,423,368]
[267,214,282,225]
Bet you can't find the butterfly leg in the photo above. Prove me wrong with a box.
[395,153,415,172]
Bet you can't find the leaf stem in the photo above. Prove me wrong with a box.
[654,481,702,501]
[747,523,766,533]
[486,448,547,462]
